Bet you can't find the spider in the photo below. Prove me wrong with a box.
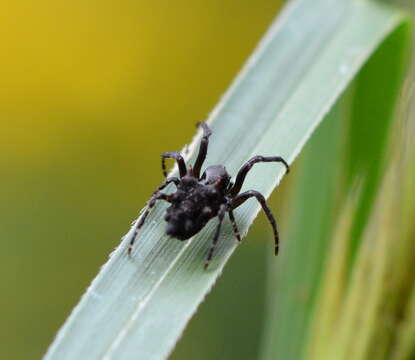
[128,122,289,269]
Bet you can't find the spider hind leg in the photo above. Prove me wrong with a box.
[231,190,280,255]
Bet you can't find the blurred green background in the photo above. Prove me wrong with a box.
[0,1,286,359]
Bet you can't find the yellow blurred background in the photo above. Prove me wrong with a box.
[0,1,284,359]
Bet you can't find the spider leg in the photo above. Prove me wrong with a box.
[157,177,180,191]
[193,122,212,178]
[161,152,187,178]
[228,208,241,242]
[204,204,227,269]
[128,192,172,256]
[228,156,289,197]
[231,190,280,255]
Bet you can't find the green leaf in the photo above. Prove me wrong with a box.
[303,86,415,360]
[44,1,409,359]
[259,2,410,360]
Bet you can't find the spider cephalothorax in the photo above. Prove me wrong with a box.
[128,122,289,268]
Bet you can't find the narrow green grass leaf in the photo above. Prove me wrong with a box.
[304,86,415,360]
[260,2,410,360]
[44,1,409,359]
[306,186,360,360]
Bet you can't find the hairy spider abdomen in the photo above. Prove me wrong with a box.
[164,176,225,240]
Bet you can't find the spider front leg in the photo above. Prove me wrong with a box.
[204,204,227,269]
[161,152,187,178]
[231,190,280,255]
[157,177,180,192]
[128,192,172,256]
[229,155,289,197]
[193,122,212,178]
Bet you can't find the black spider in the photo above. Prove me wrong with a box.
[128,122,289,269]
